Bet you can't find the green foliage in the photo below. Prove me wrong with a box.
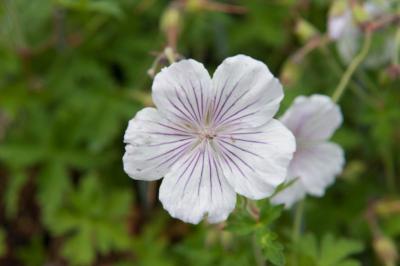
[48,174,132,265]
[227,200,286,265]
[0,0,399,265]
[296,234,363,266]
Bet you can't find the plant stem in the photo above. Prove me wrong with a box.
[253,234,266,266]
[291,199,305,266]
[332,31,373,103]
[321,48,378,107]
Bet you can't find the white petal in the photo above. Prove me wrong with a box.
[328,13,350,40]
[271,177,306,209]
[210,55,283,129]
[123,108,195,180]
[159,144,236,224]
[152,59,212,127]
[290,142,345,196]
[217,119,296,200]
[281,94,342,141]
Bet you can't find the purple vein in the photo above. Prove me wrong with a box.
[213,76,248,124]
[167,97,196,124]
[145,131,191,137]
[189,79,202,122]
[212,154,223,194]
[178,84,201,123]
[155,140,194,169]
[182,151,202,198]
[212,78,229,117]
[200,81,205,121]
[218,143,255,173]
[197,147,206,196]
[151,121,192,135]
[218,136,269,145]
[215,141,248,178]
[217,98,260,125]
[174,150,200,187]
[147,141,192,161]
[213,88,251,125]
[147,137,193,147]
[174,89,199,124]
[218,139,263,158]
[207,147,213,201]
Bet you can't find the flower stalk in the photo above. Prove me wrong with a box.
[332,30,373,103]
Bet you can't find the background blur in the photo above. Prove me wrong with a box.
[1,0,400,265]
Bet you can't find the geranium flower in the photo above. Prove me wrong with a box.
[123,55,296,224]
[328,0,396,68]
[272,95,345,208]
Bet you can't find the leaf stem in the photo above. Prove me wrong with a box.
[332,30,373,103]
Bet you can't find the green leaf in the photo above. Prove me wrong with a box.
[297,234,363,266]
[258,200,284,225]
[37,162,71,226]
[61,225,96,266]
[4,168,28,218]
[258,230,285,266]
[49,174,132,265]
[319,234,363,266]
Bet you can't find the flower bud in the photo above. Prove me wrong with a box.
[186,0,203,13]
[280,60,301,87]
[373,236,399,266]
[351,3,369,24]
[160,6,182,35]
[295,19,318,43]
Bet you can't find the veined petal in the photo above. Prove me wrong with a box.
[159,144,236,224]
[217,119,296,200]
[211,55,283,129]
[290,142,345,196]
[152,59,212,127]
[123,108,195,181]
[271,176,307,208]
[281,94,342,141]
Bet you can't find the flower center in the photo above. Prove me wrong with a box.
[198,127,217,141]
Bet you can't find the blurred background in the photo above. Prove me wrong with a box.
[0,0,399,265]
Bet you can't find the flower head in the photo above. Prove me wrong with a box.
[123,55,295,224]
[272,95,345,208]
[328,0,396,68]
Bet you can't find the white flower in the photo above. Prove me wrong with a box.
[328,0,396,68]
[271,95,345,208]
[123,55,296,224]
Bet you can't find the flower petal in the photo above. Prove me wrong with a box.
[290,142,345,196]
[159,144,236,224]
[123,108,195,181]
[271,177,306,208]
[152,59,212,127]
[211,55,283,129]
[217,119,296,200]
[281,94,342,141]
